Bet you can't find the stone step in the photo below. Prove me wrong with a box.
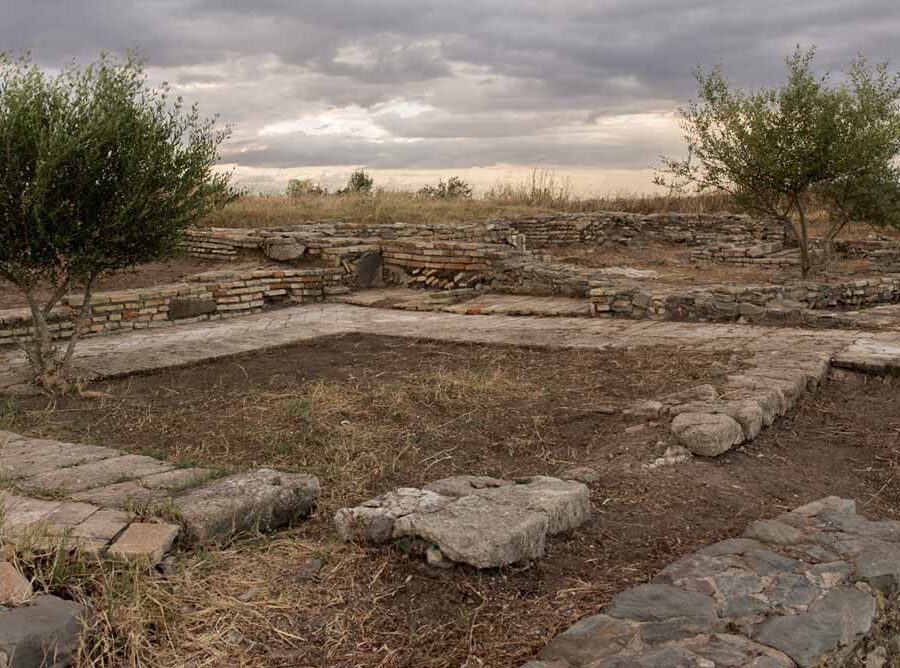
[832,339,900,375]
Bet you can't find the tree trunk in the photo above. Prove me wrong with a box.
[21,288,59,382]
[60,273,98,372]
[795,197,811,278]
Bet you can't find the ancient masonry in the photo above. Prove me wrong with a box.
[525,497,900,668]
[0,427,320,664]
[0,266,346,346]
[0,429,319,548]
[5,213,900,664]
[5,212,900,346]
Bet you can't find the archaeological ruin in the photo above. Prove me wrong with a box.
[3,210,900,666]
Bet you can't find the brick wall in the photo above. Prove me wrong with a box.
[0,267,346,346]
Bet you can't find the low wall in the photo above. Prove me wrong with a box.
[527,496,900,668]
[499,212,785,248]
[590,276,900,326]
[380,239,643,296]
[0,267,346,346]
[185,222,523,263]
[690,240,801,267]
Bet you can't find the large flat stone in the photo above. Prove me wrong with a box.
[1,495,63,534]
[606,583,719,623]
[752,588,876,667]
[0,595,84,668]
[468,476,591,535]
[70,508,132,553]
[19,454,173,494]
[71,480,170,509]
[0,439,120,479]
[174,469,319,543]
[832,341,900,375]
[394,494,549,568]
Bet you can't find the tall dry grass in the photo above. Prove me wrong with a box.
[201,170,742,229]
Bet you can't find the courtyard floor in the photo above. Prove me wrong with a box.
[2,301,900,665]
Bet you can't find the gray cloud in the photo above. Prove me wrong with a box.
[2,0,898,188]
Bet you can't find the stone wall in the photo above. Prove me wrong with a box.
[690,240,800,267]
[185,221,523,263]
[498,212,785,248]
[0,267,346,346]
[527,496,900,668]
[590,276,900,326]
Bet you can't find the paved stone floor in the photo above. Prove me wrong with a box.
[0,429,319,551]
[336,288,594,317]
[5,301,900,393]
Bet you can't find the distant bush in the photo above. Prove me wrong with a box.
[337,169,374,195]
[286,178,326,198]
[418,176,473,199]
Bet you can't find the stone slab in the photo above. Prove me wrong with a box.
[71,480,170,509]
[19,454,174,494]
[108,522,180,565]
[395,494,549,569]
[70,508,132,553]
[173,469,320,543]
[0,439,120,479]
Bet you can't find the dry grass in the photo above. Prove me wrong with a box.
[0,338,736,667]
[203,169,900,243]
[202,171,741,229]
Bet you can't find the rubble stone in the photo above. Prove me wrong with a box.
[336,475,591,568]
[670,412,744,456]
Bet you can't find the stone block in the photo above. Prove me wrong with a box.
[394,494,549,568]
[167,297,217,320]
[20,454,173,494]
[0,439,120,480]
[108,522,180,565]
[174,469,320,543]
[670,412,744,456]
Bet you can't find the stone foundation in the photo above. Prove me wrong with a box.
[590,276,900,327]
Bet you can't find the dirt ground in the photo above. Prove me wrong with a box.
[3,336,900,667]
[547,241,873,285]
[0,256,241,310]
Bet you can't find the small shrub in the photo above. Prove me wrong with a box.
[418,176,474,199]
[337,169,374,195]
[286,178,326,198]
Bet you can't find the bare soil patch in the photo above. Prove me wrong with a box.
[0,256,241,310]
[547,241,872,285]
[3,338,899,667]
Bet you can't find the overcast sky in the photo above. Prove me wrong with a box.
[3,0,899,193]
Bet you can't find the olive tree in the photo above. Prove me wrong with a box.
[0,53,233,387]
[657,48,900,276]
